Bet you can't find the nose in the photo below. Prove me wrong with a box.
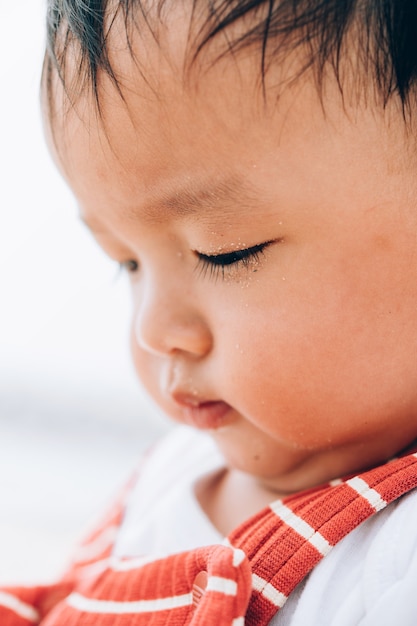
[133,281,213,358]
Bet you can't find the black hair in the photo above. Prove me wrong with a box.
[44,0,417,115]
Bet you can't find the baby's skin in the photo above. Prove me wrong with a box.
[45,6,417,533]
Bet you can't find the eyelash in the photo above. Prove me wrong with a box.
[195,241,273,281]
[120,241,274,280]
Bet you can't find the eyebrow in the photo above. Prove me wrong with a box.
[125,175,260,223]
[81,174,261,234]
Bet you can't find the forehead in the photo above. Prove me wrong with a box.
[46,6,415,230]
[51,67,301,229]
[48,18,274,202]
[44,0,417,169]
[47,0,330,157]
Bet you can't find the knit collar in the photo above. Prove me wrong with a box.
[58,449,417,626]
[229,449,417,624]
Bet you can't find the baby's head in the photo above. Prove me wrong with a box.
[43,1,417,493]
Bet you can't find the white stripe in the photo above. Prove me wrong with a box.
[270,502,332,556]
[232,549,246,567]
[67,591,193,614]
[330,478,342,487]
[87,552,247,577]
[110,554,169,572]
[73,525,118,562]
[232,617,245,625]
[252,574,287,608]
[206,576,238,596]
[346,476,387,511]
[76,558,110,580]
[0,591,40,623]
[413,453,417,460]
[308,531,332,555]
[221,540,247,567]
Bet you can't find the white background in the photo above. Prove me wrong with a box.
[0,0,169,583]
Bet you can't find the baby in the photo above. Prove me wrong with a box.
[2,0,417,624]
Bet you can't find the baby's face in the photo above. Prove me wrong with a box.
[51,37,417,493]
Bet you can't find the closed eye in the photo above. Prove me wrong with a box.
[195,240,275,280]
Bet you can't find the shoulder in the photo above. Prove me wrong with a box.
[358,489,417,624]
[277,489,417,626]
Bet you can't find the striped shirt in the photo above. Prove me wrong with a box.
[1,448,417,625]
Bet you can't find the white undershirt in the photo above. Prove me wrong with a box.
[114,426,417,625]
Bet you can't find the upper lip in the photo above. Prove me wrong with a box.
[163,361,221,409]
[171,390,217,408]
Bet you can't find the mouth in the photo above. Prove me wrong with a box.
[171,394,232,430]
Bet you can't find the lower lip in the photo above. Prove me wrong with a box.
[181,401,232,430]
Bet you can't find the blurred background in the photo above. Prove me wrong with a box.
[0,0,169,584]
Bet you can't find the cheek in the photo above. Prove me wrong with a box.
[216,281,417,449]
[130,326,157,396]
